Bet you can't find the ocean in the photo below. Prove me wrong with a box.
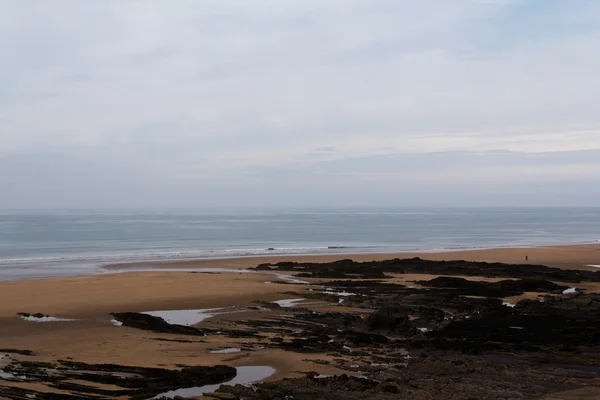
[0,207,599,280]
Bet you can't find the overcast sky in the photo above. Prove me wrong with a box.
[1,0,600,208]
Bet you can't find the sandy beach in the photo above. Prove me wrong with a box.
[2,244,600,399]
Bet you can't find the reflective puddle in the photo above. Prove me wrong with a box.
[272,298,306,308]
[0,370,19,379]
[153,365,276,399]
[324,288,357,297]
[0,355,24,380]
[209,348,242,354]
[142,307,242,326]
[19,315,77,323]
[273,273,309,284]
[271,298,323,308]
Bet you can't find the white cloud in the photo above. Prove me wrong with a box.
[1,0,600,206]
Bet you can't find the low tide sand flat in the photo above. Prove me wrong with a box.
[2,244,600,399]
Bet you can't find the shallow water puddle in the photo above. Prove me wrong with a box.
[142,308,233,326]
[0,355,25,380]
[153,366,276,399]
[273,273,309,284]
[563,287,577,294]
[272,298,323,308]
[20,315,77,323]
[0,370,19,379]
[272,298,306,308]
[209,348,242,354]
[325,288,357,304]
[325,288,357,297]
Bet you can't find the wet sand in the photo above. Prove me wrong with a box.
[2,243,600,399]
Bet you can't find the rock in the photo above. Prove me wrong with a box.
[253,301,282,309]
[3,360,236,399]
[378,383,399,393]
[17,312,47,319]
[0,348,34,356]
[264,258,600,283]
[366,305,415,334]
[111,312,205,336]
[419,277,568,297]
[342,330,389,346]
[205,392,238,399]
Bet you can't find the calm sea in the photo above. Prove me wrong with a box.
[0,208,599,280]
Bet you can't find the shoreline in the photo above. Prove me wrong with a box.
[2,239,600,281]
[106,242,600,273]
[0,242,598,283]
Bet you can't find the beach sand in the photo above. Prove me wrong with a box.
[1,243,600,399]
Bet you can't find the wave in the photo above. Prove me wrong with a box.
[0,245,388,267]
[2,237,599,268]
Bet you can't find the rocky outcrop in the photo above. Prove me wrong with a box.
[366,305,415,334]
[219,356,600,400]
[111,312,205,336]
[418,276,568,297]
[1,360,236,400]
[254,258,600,282]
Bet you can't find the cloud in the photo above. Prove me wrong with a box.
[1,0,600,207]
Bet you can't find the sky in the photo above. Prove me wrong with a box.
[1,0,600,208]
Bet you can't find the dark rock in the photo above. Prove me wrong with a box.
[342,330,389,346]
[412,293,600,357]
[206,392,239,399]
[111,312,205,336]
[252,301,282,309]
[17,312,47,319]
[0,348,35,356]
[378,383,399,393]
[280,335,338,353]
[367,305,415,334]
[2,360,237,400]
[261,258,600,283]
[419,276,568,297]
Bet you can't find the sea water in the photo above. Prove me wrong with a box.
[1,207,599,280]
